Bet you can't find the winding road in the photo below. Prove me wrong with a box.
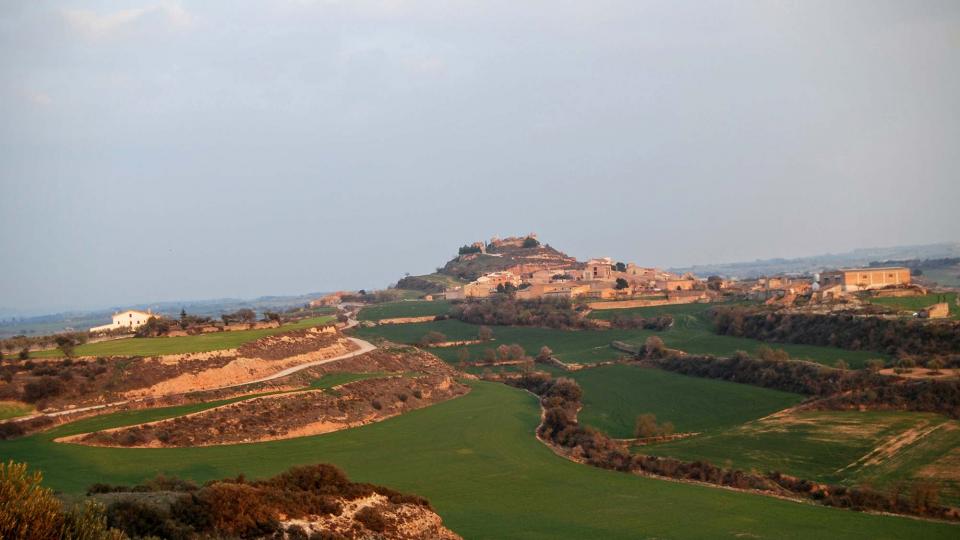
[6,314,376,423]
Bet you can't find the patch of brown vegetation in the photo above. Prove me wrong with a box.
[66,374,469,447]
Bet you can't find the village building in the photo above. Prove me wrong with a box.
[462,271,521,298]
[819,267,911,292]
[582,258,615,281]
[89,309,154,333]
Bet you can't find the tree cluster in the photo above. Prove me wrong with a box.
[452,297,588,329]
[711,306,960,356]
[607,314,673,331]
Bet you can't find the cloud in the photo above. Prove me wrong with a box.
[60,2,193,39]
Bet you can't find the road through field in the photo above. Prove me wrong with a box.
[6,318,376,423]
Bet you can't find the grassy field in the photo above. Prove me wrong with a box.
[28,316,335,359]
[0,400,34,420]
[357,300,452,322]
[645,410,960,505]
[356,319,650,365]
[570,364,803,438]
[356,305,882,368]
[866,292,959,319]
[588,303,884,368]
[0,382,954,539]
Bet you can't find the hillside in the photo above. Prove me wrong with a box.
[438,235,580,281]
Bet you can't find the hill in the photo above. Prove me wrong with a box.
[438,234,580,282]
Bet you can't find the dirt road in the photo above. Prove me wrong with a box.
[7,324,375,423]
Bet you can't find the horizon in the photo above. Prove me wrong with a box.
[3,1,959,313]
[2,236,957,318]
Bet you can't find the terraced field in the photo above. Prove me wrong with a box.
[0,382,954,539]
[357,300,453,321]
[570,364,803,438]
[645,410,960,505]
[356,305,882,368]
[28,315,336,359]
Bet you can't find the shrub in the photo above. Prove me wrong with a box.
[354,506,387,532]
[0,461,122,539]
[22,376,65,403]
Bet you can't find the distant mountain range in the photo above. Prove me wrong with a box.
[670,242,960,279]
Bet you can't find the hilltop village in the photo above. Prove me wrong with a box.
[381,234,952,319]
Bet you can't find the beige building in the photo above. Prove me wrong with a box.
[819,267,911,292]
[582,258,615,281]
[90,309,154,333]
[462,271,521,298]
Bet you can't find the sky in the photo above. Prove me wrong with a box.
[1,1,959,315]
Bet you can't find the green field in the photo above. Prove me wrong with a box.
[0,382,954,539]
[28,316,335,359]
[588,303,884,368]
[645,410,960,505]
[0,400,34,420]
[356,305,882,368]
[356,319,650,365]
[866,292,959,319]
[357,300,453,321]
[570,364,803,438]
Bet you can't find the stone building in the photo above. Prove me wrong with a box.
[819,267,911,292]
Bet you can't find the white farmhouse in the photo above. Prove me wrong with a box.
[89,309,155,333]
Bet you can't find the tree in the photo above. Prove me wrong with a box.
[927,358,944,374]
[481,348,497,364]
[536,346,553,363]
[457,348,470,367]
[643,336,665,358]
[615,278,629,290]
[54,335,77,358]
[522,236,540,248]
[706,276,723,291]
[263,311,281,323]
[18,348,29,360]
[634,413,674,438]
[419,331,447,347]
[235,309,256,323]
[865,359,885,373]
[477,326,494,341]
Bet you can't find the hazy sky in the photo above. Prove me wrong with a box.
[2,1,958,314]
